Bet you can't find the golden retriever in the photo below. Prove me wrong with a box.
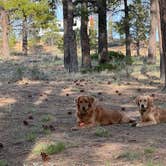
[75,95,135,128]
[135,95,166,127]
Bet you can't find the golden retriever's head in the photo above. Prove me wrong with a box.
[136,95,153,111]
[75,95,95,116]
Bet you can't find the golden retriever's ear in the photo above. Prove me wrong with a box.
[147,96,153,107]
[74,96,80,103]
[135,96,140,106]
[88,96,95,104]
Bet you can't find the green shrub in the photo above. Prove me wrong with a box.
[30,66,48,80]
[93,63,116,72]
[26,132,36,142]
[95,127,110,137]
[0,160,8,166]
[44,142,65,155]
[117,151,141,161]
[33,142,65,155]
[108,51,125,60]
[91,52,99,60]
[91,51,125,61]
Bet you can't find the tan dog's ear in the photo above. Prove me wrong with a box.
[135,96,140,106]
[147,96,153,107]
[88,96,95,104]
[74,96,80,103]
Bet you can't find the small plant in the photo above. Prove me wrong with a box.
[160,103,166,109]
[108,51,125,60]
[33,142,65,155]
[117,151,141,161]
[44,142,65,155]
[30,66,48,80]
[26,132,36,142]
[95,127,110,137]
[0,159,8,166]
[15,66,26,81]
[144,147,156,155]
[93,63,116,72]
[105,160,111,166]
[41,115,52,122]
[145,160,162,166]
[43,128,51,135]
[91,51,125,61]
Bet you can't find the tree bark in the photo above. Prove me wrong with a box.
[148,0,157,64]
[22,16,28,56]
[98,0,109,64]
[62,0,69,70]
[62,0,78,72]
[80,0,91,68]
[159,0,166,90]
[124,0,131,58]
[136,40,140,57]
[156,0,164,80]
[0,6,10,57]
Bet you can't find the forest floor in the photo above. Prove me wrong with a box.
[0,54,166,166]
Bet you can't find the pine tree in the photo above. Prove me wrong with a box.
[130,0,149,56]
[5,0,54,55]
[159,0,166,90]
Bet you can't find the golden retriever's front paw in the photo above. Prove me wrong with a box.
[136,123,142,127]
[71,126,79,131]
[131,121,137,127]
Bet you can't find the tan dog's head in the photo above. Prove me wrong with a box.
[136,95,153,111]
[75,95,95,116]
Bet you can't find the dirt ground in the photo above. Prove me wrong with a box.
[0,55,166,166]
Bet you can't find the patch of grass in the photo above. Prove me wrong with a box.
[41,115,52,122]
[30,65,48,80]
[94,127,110,137]
[33,142,65,155]
[43,128,51,135]
[16,66,25,79]
[145,160,162,166]
[117,151,141,161]
[0,160,8,166]
[104,160,111,166]
[160,103,166,109]
[26,132,36,142]
[93,63,117,72]
[71,87,80,92]
[144,147,156,155]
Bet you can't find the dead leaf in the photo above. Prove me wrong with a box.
[41,152,50,162]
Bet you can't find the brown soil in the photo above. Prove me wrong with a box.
[0,55,166,166]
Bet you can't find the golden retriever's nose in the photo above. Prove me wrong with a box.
[82,107,86,111]
[141,104,144,108]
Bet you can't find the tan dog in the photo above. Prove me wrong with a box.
[75,95,134,128]
[135,95,166,127]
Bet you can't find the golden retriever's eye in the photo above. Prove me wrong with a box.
[80,101,83,103]
[144,99,146,102]
[139,100,142,102]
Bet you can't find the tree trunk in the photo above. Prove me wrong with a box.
[62,0,69,70]
[0,7,10,57]
[136,41,140,57]
[81,0,91,68]
[156,0,164,80]
[62,0,78,72]
[159,0,166,90]
[124,0,131,58]
[98,0,109,64]
[148,0,157,64]
[22,16,28,56]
